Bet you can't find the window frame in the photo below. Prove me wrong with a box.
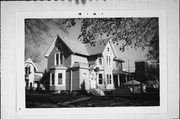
[98,57,102,65]
[106,55,109,66]
[99,73,103,84]
[54,52,63,65]
[58,73,63,85]
[107,47,109,52]
[51,73,55,85]
[109,56,111,66]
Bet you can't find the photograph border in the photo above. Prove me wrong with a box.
[1,1,179,119]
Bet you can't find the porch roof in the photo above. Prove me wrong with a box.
[113,70,134,76]
[113,57,125,62]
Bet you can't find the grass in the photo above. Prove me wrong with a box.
[26,91,159,108]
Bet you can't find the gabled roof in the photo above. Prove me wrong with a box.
[84,38,110,56]
[25,58,45,73]
[45,35,88,57]
[25,58,39,72]
[34,62,45,73]
[45,35,119,58]
[60,36,89,56]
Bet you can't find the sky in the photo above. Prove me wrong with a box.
[26,19,149,72]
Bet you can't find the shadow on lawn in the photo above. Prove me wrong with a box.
[26,90,159,108]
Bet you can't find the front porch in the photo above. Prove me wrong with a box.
[113,70,135,89]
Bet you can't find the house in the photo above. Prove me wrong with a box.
[25,58,43,90]
[45,35,126,92]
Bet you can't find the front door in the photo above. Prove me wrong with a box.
[90,72,96,89]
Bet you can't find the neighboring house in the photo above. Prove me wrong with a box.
[25,58,43,90]
[45,35,126,92]
[124,80,147,93]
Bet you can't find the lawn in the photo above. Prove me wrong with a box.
[26,91,159,108]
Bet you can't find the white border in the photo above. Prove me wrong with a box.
[1,1,179,119]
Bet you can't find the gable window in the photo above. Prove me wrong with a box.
[106,56,108,65]
[109,56,111,66]
[99,73,103,84]
[99,57,102,65]
[58,73,63,85]
[107,47,109,52]
[55,52,63,65]
[51,73,55,85]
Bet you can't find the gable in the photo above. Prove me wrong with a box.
[102,39,118,58]
[45,35,89,58]
[25,58,39,72]
[45,35,119,58]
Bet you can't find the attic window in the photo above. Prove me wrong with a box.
[99,57,102,65]
[107,47,109,52]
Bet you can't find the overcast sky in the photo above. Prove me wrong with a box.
[26,19,149,72]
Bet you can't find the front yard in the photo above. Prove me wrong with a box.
[26,90,159,108]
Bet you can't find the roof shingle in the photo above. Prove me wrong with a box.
[58,35,110,56]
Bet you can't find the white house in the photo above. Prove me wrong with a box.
[25,58,43,90]
[45,35,127,92]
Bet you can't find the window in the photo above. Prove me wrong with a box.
[30,83,32,89]
[55,52,63,65]
[56,53,59,65]
[26,80,29,88]
[99,57,102,65]
[58,73,63,85]
[116,61,119,69]
[25,66,31,75]
[106,56,108,65]
[107,47,109,52]
[52,73,55,85]
[107,74,110,84]
[107,74,109,84]
[99,74,103,84]
[60,53,63,64]
[109,56,111,66]
[107,74,111,84]
[109,74,111,84]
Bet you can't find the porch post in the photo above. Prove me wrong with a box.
[70,69,72,92]
[118,74,120,87]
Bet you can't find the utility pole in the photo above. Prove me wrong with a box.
[128,59,134,93]
[128,59,130,72]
